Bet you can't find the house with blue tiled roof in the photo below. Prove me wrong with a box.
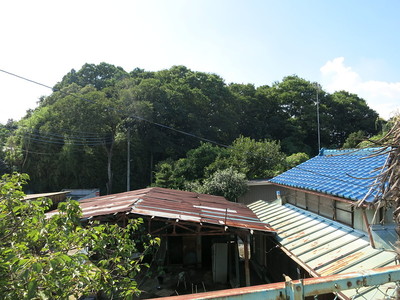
[245,147,398,300]
[268,147,393,232]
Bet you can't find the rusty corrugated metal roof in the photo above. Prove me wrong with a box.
[249,201,397,299]
[48,187,274,233]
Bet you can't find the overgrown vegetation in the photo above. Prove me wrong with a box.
[0,173,159,299]
[153,137,295,200]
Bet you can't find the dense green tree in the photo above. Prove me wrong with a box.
[208,136,286,179]
[153,137,287,191]
[118,66,240,187]
[326,91,381,148]
[153,143,227,189]
[0,173,159,299]
[155,66,239,150]
[0,120,17,175]
[173,142,227,182]
[54,62,129,91]
[200,167,248,202]
[285,152,310,169]
[153,161,181,189]
[267,76,330,155]
[342,130,367,148]
[228,83,257,138]
[17,84,124,194]
[118,77,174,168]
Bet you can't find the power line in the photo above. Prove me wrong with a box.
[21,129,112,144]
[2,123,115,143]
[2,127,112,146]
[0,69,54,90]
[22,135,111,147]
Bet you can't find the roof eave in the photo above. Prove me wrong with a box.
[268,182,370,207]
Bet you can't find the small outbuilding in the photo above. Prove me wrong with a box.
[48,187,276,296]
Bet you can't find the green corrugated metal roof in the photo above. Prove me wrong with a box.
[248,200,398,299]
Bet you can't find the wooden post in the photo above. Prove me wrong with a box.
[244,234,251,286]
[234,238,240,287]
[196,235,202,268]
[362,208,376,248]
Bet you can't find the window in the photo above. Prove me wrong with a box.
[285,189,353,227]
[335,201,353,227]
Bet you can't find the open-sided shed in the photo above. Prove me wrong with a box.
[47,187,275,294]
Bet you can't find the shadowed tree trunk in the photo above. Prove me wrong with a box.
[104,137,114,195]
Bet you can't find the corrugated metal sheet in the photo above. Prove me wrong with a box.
[24,191,70,200]
[47,187,274,233]
[269,148,388,203]
[248,200,398,299]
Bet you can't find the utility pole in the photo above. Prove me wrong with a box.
[127,128,130,191]
[315,83,321,152]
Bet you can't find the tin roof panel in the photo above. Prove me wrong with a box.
[48,187,274,233]
[249,201,397,279]
[285,226,349,252]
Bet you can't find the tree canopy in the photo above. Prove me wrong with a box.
[1,63,384,194]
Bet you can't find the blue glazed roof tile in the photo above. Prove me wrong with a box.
[269,148,388,203]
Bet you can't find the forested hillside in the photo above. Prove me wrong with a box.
[0,63,383,194]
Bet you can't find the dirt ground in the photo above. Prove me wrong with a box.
[136,266,232,299]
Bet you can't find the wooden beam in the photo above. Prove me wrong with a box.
[153,232,232,237]
[235,239,240,288]
[196,235,202,268]
[362,208,376,248]
[244,234,251,287]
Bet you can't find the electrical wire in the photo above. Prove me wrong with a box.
[23,129,111,141]
[20,148,58,156]
[22,135,110,147]
[1,124,113,147]
[21,130,112,145]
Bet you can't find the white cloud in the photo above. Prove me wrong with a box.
[320,57,400,120]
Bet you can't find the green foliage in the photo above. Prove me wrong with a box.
[326,91,380,148]
[0,173,159,299]
[285,152,310,169]
[356,117,397,148]
[5,63,384,193]
[342,130,367,148]
[200,167,248,202]
[153,143,228,190]
[267,76,324,154]
[55,62,129,91]
[209,136,286,179]
[0,121,17,174]
[178,143,227,180]
[153,161,182,189]
[153,137,286,192]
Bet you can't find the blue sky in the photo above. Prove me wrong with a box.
[1,0,399,124]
